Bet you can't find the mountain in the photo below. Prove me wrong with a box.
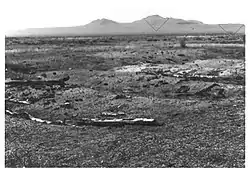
[6,15,245,37]
[88,18,119,25]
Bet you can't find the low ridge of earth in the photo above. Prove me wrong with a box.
[5,34,245,167]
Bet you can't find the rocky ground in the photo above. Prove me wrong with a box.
[5,34,245,167]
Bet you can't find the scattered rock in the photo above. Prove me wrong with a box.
[195,83,225,98]
[101,112,118,116]
[75,98,83,101]
[101,111,126,117]
[41,73,47,78]
[51,120,64,125]
[111,94,131,100]
[61,102,73,109]
[177,54,185,57]
[36,76,43,80]
[117,111,126,116]
[176,85,190,93]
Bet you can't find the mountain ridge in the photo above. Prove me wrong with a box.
[6,15,245,37]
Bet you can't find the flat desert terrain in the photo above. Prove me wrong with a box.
[5,34,245,167]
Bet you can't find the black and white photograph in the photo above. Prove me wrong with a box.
[3,0,247,168]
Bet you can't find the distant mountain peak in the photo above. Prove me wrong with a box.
[91,18,118,25]
[147,14,164,18]
[144,15,165,20]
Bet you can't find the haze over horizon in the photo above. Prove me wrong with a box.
[3,0,247,33]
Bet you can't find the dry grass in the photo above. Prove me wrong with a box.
[5,99,245,167]
[5,36,245,167]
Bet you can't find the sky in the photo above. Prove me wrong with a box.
[2,0,247,32]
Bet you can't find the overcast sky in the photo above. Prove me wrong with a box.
[3,0,247,32]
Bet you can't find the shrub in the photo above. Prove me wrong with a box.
[179,38,186,48]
